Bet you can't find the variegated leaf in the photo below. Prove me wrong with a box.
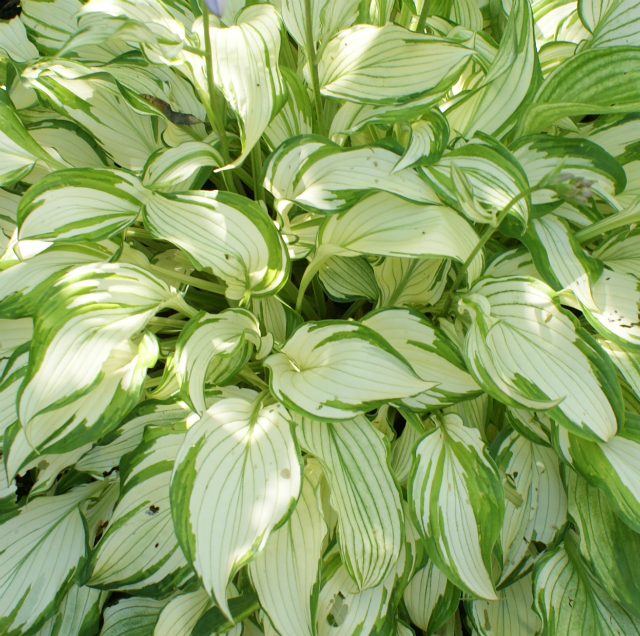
[566,469,640,620]
[304,192,483,291]
[0,317,33,359]
[175,308,261,414]
[403,560,460,634]
[170,391,302,619]
[73,0,192,61]
[460,276,620,442]
[409,414,504,600]
[504,407,551,446]
[0,17,38,62]
[445,0,536,138]
[518,214,602,311]
[423,136,530,225]
[555,413,640,533]
[390,422,424,486]
[0,242,115,319]
[263,136,439,215]
[579,0,618,32]
[295,414,403,591]
[75,399,191,479]
[493,430,567,586]
[373,257,450,309]
[86,424,192,595]
[393,109,450,172]
[252,295,303,345]
[594,227,640,278]
[0,482,102,636]
[533,533,640,635]
[0,91,64,186]
[153,587,211,636]
[318,256,379,303]
[26,119,108,174]
[264,320,434,421]
[598,338,640,403]
[144,190,289,301]
[0,346,28,444]
[24,61,164,172]
[329,95,444,145]
[17,168,148,244]
[318,24,473,105]
[584,0,640,48]
[361,308,481,408]
[99,597,168,636]
[511,135,625,209]
[203,4,286,168]
[278,0,360,56]
[33,585,106,636]
[315,545,407,636]
[263,67,313,151]
[142,141,224,192]
[18,264,175,452]
[466,574,541,636]
[582,269,640,349]
[249,462,327,636]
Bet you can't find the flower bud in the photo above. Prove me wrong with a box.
[203,0,226,17]
[546,172,594,207]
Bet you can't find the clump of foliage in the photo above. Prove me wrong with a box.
[1,0,640,634]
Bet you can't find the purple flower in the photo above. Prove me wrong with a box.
[546,173,595,208]
[203,0,226,17]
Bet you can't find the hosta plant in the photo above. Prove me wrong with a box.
[2,0,640,634]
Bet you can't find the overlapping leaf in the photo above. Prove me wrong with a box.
[459,275,621,442]
[555,413,640,532]
[86,424,191,596]
[17,168,149,244]
[409,414,504,600]
[301,192,484,293]
[295,414,403,591]
[17,263,174,453]
[566,470,640,620]
[0,483,101,636]
[263,136,439,214]
[361,308,481,408]
[144,190,289,301]
[170,390,302,618]
[318,24,474,105]
[493,429,567,586]
[265,320,435,420]
[175,308,261,414]
[203,5,286,168]
[249,462,327,636]
[533,533,640,635]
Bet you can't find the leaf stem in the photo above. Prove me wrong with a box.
[342,297,366,319]
[439,186,538,316]
[126,227,157,240]
[144,375,164,390]
[295,249,334,313]
[416,0,431,32]
[282,280,319,320]
[303,0,325,135]
[574,195,640,243]
[251,142,265,203]
[183,44,205,55]
[240,368,270,391]
[312,276,326,318]
[147,264,227,295]
[149,316,188,329]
